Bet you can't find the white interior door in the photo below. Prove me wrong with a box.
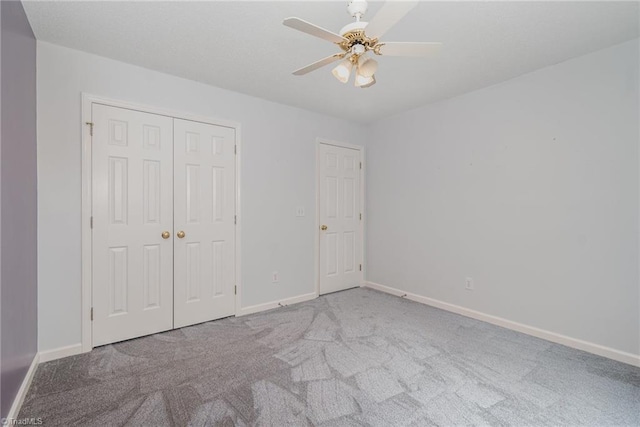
[92,104,174,346]
[173,118,236,328]
[319,143,363,295]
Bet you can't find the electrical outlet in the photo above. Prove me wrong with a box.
[295,206,305,217]
[465,277,474,290]
[272,271,279,283]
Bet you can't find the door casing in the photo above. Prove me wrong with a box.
[81,94,242,352]
[315,138,366,296]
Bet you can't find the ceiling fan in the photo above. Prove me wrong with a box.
[283,0,442,88]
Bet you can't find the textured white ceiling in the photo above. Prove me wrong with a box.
[23,1,639,123]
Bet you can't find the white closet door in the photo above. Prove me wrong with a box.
[92,104,174,347]
[319,143,362,295]
[173,119,236,328]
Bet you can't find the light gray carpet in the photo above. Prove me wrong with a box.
[19,288,640,426]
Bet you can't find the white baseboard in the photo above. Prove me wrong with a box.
[39,294,320,363]
[6,353,39,421]
[363,281,640,368]
[237,292,318,316]
[38,343,84,363]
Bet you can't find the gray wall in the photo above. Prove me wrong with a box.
[36,41,365,352]
[364,39,639,356]
[0,0,37,417]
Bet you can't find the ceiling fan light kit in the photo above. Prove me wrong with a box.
[283,0,442,88]
[358,55,378,78]
[355,73,375,88]
[332,58,353,83]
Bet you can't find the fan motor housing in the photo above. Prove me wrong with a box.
[338,22,378,54]
[339,21,367,36]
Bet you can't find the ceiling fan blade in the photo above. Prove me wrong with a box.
[377,42,442,57]
[283,17,347,44]
[292,53,346,76]
[365,0,419,39]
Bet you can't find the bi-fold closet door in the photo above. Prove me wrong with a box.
[91,104,236,347]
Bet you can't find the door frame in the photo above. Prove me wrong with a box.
[315,138,366,296]
[81,93,242,352]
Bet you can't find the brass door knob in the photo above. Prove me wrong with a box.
[320,225,328,231]
[161,231,170,239]
[177,231,186,239]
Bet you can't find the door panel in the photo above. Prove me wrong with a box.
[174,119,236,328]
[92,104,174,347]
[319,143,362,294]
